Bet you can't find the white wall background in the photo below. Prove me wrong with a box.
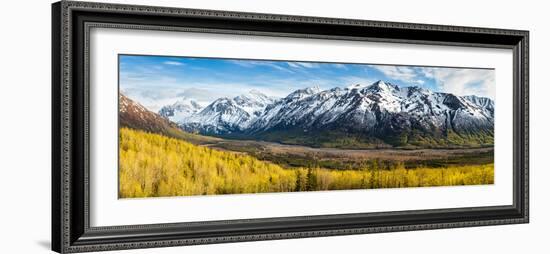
[0,0,547,253]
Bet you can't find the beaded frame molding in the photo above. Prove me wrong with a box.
[52,1,529,253]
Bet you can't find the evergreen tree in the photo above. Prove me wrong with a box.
[306,168,318,191]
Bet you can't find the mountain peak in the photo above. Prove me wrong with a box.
[180,90,276,133]
[300,85,322,94]
[158,97,203,122]
[309,85,321,93]
[370,80,398,91]
[286,85,322,100]
[234,90,276,106]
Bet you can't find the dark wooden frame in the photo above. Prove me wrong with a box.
[52,1,529,253]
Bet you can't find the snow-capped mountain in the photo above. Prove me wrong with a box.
[158,98,202,123]
[156,80,495,147]
[178,90,277,134]
[256,80,492,131]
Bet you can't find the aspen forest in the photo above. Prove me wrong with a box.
[119,128,494,198]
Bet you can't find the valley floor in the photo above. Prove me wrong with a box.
[119,128,494,198]
[203,139,493,170]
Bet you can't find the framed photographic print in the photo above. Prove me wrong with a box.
[52,1,529,253]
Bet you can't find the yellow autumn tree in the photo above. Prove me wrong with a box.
[119,128,494,198]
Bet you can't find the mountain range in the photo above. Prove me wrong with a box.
[119,93,222,146]
[127,80,495,148]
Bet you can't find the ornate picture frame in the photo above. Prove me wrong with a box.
[52,1,529,253]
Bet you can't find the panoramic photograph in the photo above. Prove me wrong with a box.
[118,54,495,198]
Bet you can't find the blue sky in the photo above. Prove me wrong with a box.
[120,55,495,111]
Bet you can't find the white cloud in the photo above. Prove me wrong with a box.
[122,74,379,112]
[371,65,424,84]
[372,64,494,99]
[163,61,183,66]
[421,68,495,99]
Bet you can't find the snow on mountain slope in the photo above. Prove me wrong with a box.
[158,98,203,123]
[178,90,277,134]
[154,80,494,147]
[233,89,276,117]
[248,80,494,135]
